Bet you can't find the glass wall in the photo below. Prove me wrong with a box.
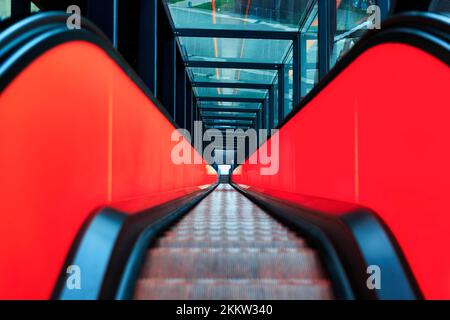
[273,77,278,127]
[166,0,309,31]
[429,0,450,16]
[0,1,40,22]
[330,0,376,68]
[284,48,294,114]
[31,1,40,13]
[300,3,318,97]
[0,0,11,21]
[163,0,394,132]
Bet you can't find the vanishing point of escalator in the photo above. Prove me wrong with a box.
[133,184,334,300]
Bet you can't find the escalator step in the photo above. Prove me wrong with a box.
[140,248,325,279]
[155,239,305,249]
[157,234,305,244]
[133,184,335,300]
[134,278,334,300]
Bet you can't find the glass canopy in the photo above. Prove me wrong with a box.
[164,0,312,132]
[165,0,310,31]
[194,87,267,99]
[201,111,255,120]
[180,37,292,64]
[198,101,261,110]
[159,0,391,138]
[189,67,277,84]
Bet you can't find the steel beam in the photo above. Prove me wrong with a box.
[175,49,186,128]
[318,0,333,80]
[87,0,118,48]
[197,97,265,103]
[200,107,260,114]
[293,34,301,106]
[11,0,30,17]
[203,118,254,123]
[278,64,285,123]
[268,87,274,130]
[138,0,158,94]
[192,82,272,90]
[186,79,193,133]
[261,99,267,130]
[174,28,298,40]
[157,2,176,118]
[186,60,281,70]
[206,126,251,130]
[201,115,256,121]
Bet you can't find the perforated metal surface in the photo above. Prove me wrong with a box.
[133,184,334,300]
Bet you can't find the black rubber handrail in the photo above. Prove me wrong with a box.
[231,183,422,300]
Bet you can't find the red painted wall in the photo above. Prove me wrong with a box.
[233,43,450,299]
[0,41,216,299]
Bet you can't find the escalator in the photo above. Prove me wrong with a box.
[0,10,448,300]
[133,184,334,300]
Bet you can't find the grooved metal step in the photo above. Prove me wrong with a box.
[133,184,334,300]
[140,248,325,279]
[155,239,306,249]
[134,279,334,300]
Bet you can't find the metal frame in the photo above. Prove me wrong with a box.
[87,0,118,48]
[186,78,193,132]
[192,82,272,90]
[203,121,253,127]
[175,48,186,127]
[277,64,285,124]
[199,107,260,114]
[201,115,257,121]
[205,125,251,130]
[268,86,275,130]
[152,0,391,137]
[156,1,177,118]
[138,0,158,94]
[186,60,281,70]
[11,0,31,17]
[34,0,395,142]
[157,0,298,133]
[318,0,332,80]
[175,28,299,40]
[378,0,391,20]
[197,97,265,104]
[292,35,301,106]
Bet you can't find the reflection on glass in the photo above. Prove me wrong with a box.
[0,0,11,21]
[204,119,253,125]
[198,101,261,111]
[190,67,277,84]
[284,49,294,115]
[300,3,318,97]
[166,0,309,31]
[202,111,256,118]
[31,1,40,13]
[273,77,278,127]
[194,87,267,99]
[429,0,450,16]
[180,37,291,64]
[330,0,375,68]
[218,164,231,175]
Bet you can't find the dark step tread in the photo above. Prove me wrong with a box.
[134,278,334,300]
[133,184,334,300]
[140,249,325,279]
[155,240,306,249]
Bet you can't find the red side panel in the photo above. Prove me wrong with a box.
[233,43,450,299]
[0,41,216,299]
